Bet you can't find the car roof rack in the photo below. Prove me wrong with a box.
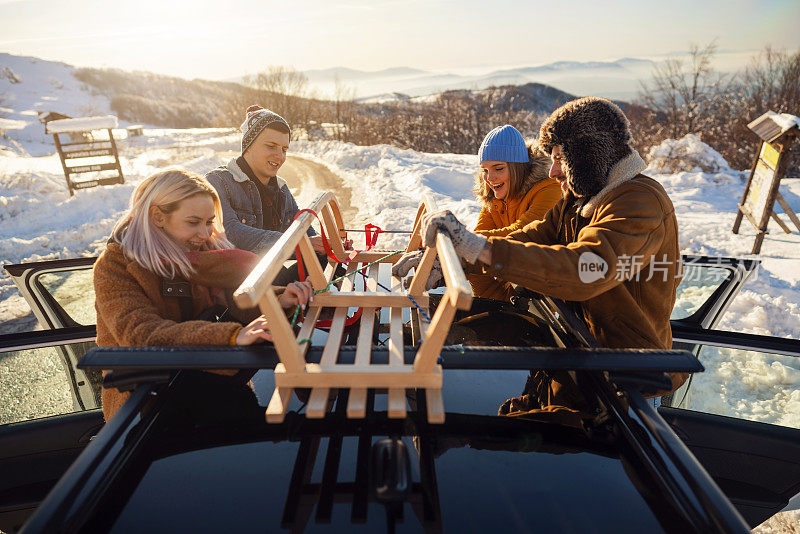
[81,344,701,400]
[80,345,702,374]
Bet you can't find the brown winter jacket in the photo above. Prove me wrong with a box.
[480,151,687,393]
[94,242,262,420]
[470,178,562,300]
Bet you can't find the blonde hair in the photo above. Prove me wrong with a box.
[110,168,233,279]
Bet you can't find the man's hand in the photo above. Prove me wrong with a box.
[422,210,487,264]
[277,281,314,309]
[391,251,444,290]
[309,235,326,254]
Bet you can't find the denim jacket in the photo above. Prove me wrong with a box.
[205,158,315,255]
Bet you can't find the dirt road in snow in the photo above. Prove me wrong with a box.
[281,155,357,223]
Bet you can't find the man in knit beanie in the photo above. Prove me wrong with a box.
[394,97,684,408]
[205,106,324,257]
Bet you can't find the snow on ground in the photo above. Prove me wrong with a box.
[0,53,118,157]
[2,129,799,429]
[1,124,798,429]
[0,128,241,329]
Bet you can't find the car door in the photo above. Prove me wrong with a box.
[0,258,103,533]
[662,254,800,528]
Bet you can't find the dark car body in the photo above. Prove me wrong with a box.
[1,254,799,533]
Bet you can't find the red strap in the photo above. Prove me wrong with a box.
[290,209,382,329]
[364,223,382,250]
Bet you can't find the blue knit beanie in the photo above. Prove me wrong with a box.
[478,125,528,163]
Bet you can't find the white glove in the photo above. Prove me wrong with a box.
[422,210,487,264]
[391,251,444,290]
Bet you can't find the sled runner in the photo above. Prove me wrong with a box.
[234,192,472,423]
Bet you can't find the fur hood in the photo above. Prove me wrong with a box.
[580,150,646,217]
[539,97,633,198]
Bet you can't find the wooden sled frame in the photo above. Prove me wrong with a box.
[234,192,472,424]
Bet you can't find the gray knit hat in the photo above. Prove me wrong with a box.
[240,105,291,153]
[539,97,633,197]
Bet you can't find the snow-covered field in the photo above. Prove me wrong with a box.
[1,51,799,529]
[4,128,798,429]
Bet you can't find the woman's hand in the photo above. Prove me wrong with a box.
[278,280,314,309]
[235,315,273,345]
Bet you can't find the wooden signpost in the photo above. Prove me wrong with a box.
[45,115,125,196]
[234,192,472,424]
[732,111,800,254]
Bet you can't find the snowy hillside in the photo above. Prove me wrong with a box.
[0,53,115,157]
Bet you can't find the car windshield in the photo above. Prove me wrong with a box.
[73,371,688,534]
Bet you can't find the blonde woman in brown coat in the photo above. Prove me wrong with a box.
[94,168,312,420]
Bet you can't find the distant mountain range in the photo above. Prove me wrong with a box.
[294,58,657,102]
[226,51,758,104]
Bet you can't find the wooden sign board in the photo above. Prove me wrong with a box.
[46,115,125,197]
[733,111,800,254]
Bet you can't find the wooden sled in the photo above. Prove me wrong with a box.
[234,192,472,424]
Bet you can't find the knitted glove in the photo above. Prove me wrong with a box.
[422,210,487,264]
[391,250,444,290]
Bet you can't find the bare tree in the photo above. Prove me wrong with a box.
[638,41,722,138]
[247,66,314,138]
[331,75,356,141]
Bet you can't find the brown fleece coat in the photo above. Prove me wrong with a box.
[94,242,261,420]
[469,178,562,300]
[481,151,687,393]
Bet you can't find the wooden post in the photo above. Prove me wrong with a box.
[734,113,800,254]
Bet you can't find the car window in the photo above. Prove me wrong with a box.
[36,269,96,326]
[663,346,800,430]
[671,263,731,320]
[0,340,100,425]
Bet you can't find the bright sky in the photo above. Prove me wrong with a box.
[1,0,798,79]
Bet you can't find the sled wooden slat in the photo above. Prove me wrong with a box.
[306,264,356,418]
[259,288,305,374]
[235,193,468,424]
[426,388,445,424]
[406,203,427,252]
[388,276,407,418]
[274,364,442,389]
[321,203,347,259]
[415,292,458,374]
[347,263,380,418]
[312,292,428,308]
[407,246,437,296]
[297,234,328,290]
[266,387,293,423]
[348,251,403,263]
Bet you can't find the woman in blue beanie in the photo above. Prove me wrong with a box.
[469,125,562,300]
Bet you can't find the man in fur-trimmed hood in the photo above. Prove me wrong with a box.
[393,97,685,406]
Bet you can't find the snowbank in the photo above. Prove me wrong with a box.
[646,134,732,174]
